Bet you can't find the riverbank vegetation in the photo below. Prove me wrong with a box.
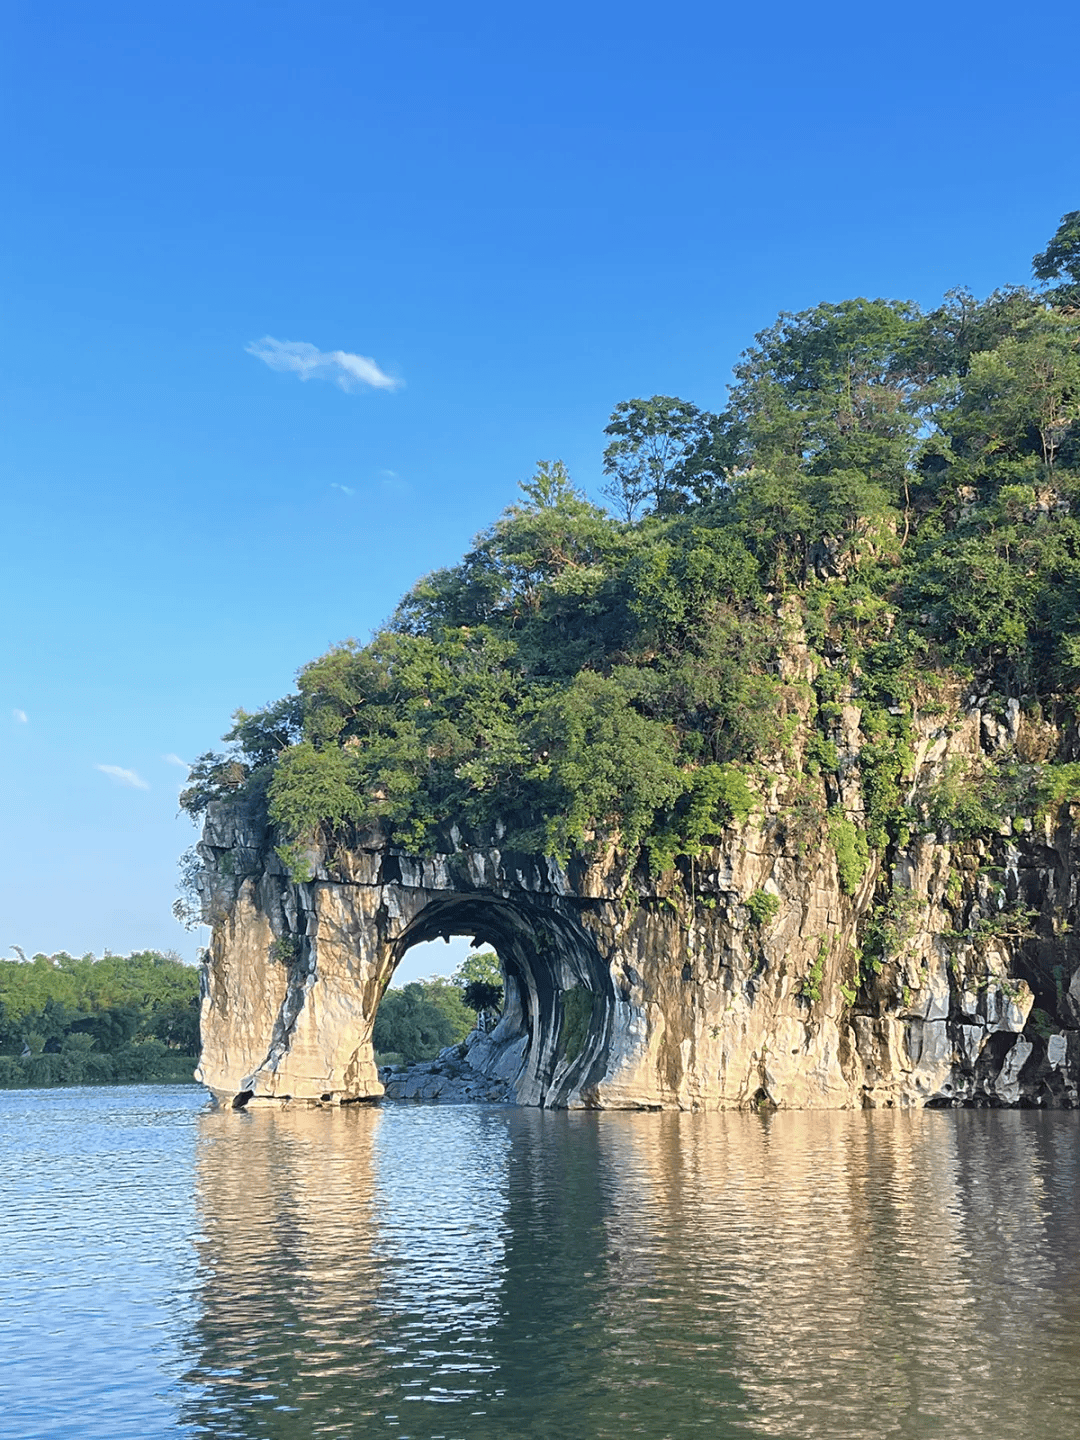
[181,215,1080,900]
[0,950,199,1088]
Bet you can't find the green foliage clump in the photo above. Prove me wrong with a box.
[1032,762,1080,819]
[452,950,503,989]
[924,761,1010,839]
[917,757,1079,840]
[857,707,912,851]
[1034,210,1080,310]
[461,979,503,1024]
[0,1043,196,1090]
[559,986,593,1062]
[451,951,503,1029]
[645,763,756,875]
[0,951,200,1088]
[270,742,368,846]
[799,939,829,1003]
[1026,1006,1059,1040]
[829,812,870,896]
[861,887,925,975]
[804,732,839,777]
[746,890,781,929]
[535,669,686,859]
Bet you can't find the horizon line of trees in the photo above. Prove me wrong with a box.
[0,949,200,1089]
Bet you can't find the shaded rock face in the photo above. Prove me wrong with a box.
[194,706,1080,1111]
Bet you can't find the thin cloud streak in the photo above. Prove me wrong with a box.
[96,764,150,790]
[12,709,27,724]
[246,337,400,392]
[163,753,190,769]
[330,483,355,496]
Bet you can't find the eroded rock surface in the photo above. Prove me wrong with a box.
[193,698,1080,1111]
[379,1038,514,1103]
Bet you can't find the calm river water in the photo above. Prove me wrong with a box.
[1,1087,1078,1440]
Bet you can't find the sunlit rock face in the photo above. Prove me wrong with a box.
[194,702,1080,1110]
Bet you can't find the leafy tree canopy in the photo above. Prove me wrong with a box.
[1034,210,1080,309]
[452,951,504,1029]
[0,950,200,1087]
[182,215,1080,886]
[453,951,502,989]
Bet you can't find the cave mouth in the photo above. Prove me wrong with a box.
[388,893,614,1108]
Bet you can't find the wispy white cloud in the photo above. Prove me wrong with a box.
[331,482,355,496]
[246,336,400,392]
[96,764,150,790]
[12,709,27,724]
[162,753,189,769]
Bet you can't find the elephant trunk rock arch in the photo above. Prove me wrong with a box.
[195,803,630,1109]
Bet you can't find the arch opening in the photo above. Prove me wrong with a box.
[385,893,614,1108]
[372,934,503,1066]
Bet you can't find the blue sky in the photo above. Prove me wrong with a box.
[3,0,1078,982]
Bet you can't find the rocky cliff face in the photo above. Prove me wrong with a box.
[194,695,1080,1111]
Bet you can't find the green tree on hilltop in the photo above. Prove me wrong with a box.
[1034,210,1080,309]
[602,396,723,519]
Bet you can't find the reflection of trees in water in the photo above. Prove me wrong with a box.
[179,1104,1080,1440]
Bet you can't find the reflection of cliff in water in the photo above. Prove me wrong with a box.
[594,1110,1080,1439]
[181,1105,385,1437]
[180,1104,513,1437]
[479,1109,752,1430]
[180,1106,1080,1440]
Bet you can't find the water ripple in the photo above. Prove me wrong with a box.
[3,1092,1080,1438]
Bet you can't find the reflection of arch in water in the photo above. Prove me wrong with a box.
[179,1104,753,1439]
[392,893,614,1108]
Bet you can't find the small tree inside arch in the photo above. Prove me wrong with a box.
[454,951,504,1032]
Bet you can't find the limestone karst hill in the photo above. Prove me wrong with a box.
[183,216,1080,1108]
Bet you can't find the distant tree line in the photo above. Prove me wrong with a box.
[373,951,503,1063]
[0,950,200,1088]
